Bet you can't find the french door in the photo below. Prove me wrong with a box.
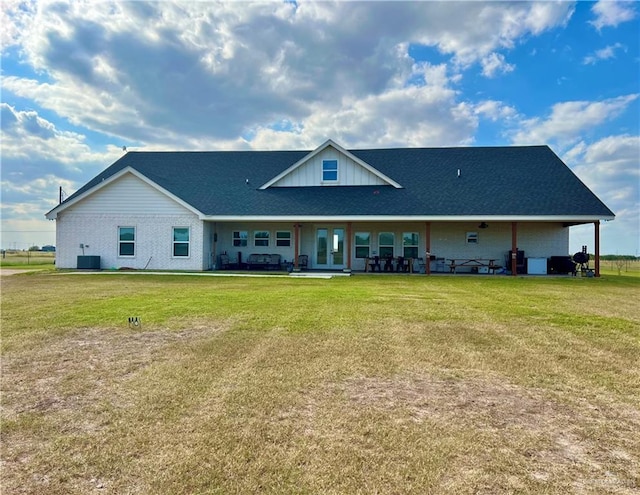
[316,227,345,269]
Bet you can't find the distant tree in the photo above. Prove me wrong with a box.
[41,245,56,252]
[28,245,40,251]
[601,254,639,261]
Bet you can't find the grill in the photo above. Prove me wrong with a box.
[572,246,592,276]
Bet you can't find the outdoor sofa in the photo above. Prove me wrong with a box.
[246,253,282,270]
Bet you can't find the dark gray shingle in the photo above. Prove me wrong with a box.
[61,145,615,218]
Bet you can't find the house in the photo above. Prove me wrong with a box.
[45,139,614,276]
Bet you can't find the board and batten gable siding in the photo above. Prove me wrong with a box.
[270,146,388,187]
[62,173,192,216]
[54,173,205,270]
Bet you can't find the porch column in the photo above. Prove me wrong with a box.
[594,220,601,277]
[346,222,352,271]
[425,222,431,275]
[294,223,300,269]
[511,222,518,276]
[212,223,217,270]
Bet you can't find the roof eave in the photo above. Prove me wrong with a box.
[200,214,616,222]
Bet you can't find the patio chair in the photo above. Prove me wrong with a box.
[297,255,308,270]
[383,255,394,272]
[219,254,230,270]
[396,256,407,272]
[368,256,381,272]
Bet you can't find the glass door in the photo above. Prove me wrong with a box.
[316,227,345,269]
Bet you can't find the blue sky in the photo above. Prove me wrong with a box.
[1,1,638,254]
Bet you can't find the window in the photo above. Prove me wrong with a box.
[276,231,291,247]
[118,227,135,257]
[355,232,370,258]
[466,232,478,244]
[173,227,190,257]
[322,159,338,182]
[403,232,419,258]
[378,232,395,258]
[254,231,270,247]
[233,231,248,247]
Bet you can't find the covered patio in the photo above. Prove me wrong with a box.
[209,219,603,277]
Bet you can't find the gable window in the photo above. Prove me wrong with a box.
[173,227,190,257]
[378,232,395,258]
[118,227,135,257]
[276,231,291,247]
[466,232,478,244]
[403,232,419,258]
[233,231,248,247]
[322,159,338,182]
[355,232,370,258]
[254,231,270,247]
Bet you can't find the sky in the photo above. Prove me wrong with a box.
[1,0,639,255]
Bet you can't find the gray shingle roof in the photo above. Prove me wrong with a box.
[58,145,615,219]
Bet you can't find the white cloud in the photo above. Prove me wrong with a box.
[509,94,639,147]
[1,103,122,169]
[0,104,123,228]
[422,2,573,66]
[583,43,626,65]
[480,52,515,78]
[1,172,76,223]
[590,0,637,30]
[0,0,35,48]
[248,64,477,150]
[0,1,576,149]
[473,100,518,122]
[564,135,640,255]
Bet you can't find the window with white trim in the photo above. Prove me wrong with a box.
[276,231,291,247]
[403,232,419,258]
[322,159,338,182]
[118,226,135,257]
[233,231,248,247]
[355,232,370,258]
[378,232,395,258]
[173,227,190,257]
[254,231,270,247]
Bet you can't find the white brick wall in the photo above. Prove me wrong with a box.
[56,213,204,270]
[54,171,207,270]
[429,222,568,262]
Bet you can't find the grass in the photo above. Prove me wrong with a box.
[600,259,640,277]
[2,272,639,494]
[0,251,56,271]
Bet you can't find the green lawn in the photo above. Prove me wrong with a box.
[0,251,56,271]
[2,272,639,494]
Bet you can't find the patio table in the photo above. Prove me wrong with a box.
[448,258,499,274]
